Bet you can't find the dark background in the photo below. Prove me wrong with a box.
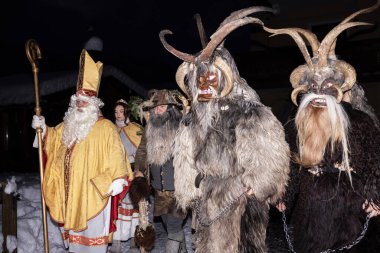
[0,0,379,171]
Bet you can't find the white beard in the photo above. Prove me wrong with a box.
[62,95,100,148]
[297,93,351,175]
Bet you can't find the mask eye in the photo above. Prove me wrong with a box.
[322,79,334,89]
[207,74,216,81]
[310,81,318,90]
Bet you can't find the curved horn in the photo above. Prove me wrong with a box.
[341,0,379,25]
[329,40,338,59]
[178,95,190,115]
[264,26,314,68]
[332,84,344,103]
[334,60,357,92]
[159,30,196,63]
[329,1,379,57]
[218,6,274,29]
[175,62,191,96]
[216,6,274,48]
[198,17,264,63]
[214,56,234,97]
[290,65,310,88]
[318,22,371,68]
[291,85,308,106]
[194,14,208,48]
[292,28,320,56]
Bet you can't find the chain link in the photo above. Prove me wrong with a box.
[195,192,245,228]
[281,211,371,253]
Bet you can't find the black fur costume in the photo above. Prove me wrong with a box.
[284,103,380,253]
[262,2,380,252]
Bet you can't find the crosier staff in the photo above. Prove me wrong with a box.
[25,39,49,253]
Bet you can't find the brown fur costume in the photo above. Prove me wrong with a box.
[160,6,290,253]
[134,89,186,217]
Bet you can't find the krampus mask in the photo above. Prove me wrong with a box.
[264,1,379,107]
[160,6,274,103]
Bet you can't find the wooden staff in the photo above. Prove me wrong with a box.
[138,200,148,253]
[25,39,49,253]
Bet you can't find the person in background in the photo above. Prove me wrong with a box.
[109,98,143,252]
[133,89,188,253]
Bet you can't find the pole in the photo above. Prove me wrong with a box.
[25,39,49,253]
[139,200,148,253]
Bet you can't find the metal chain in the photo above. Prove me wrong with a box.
[281,211,296,253]
[281,211,371,253]
[195,192,245,228]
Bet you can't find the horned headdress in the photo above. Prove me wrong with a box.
[263,1,379,106]
[159,6,275,100]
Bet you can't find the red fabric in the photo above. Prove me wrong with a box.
[109,178,131,233]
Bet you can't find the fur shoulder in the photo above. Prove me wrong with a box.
[173,123,201,210]
[235,105,290,203]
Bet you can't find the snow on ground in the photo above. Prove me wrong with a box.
[1,173,67,253]
[0,173,194,253]
[0,173,288,253]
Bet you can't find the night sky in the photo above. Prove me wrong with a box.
[0,0,272,89]
[0,0,379,91]
[0,0,379,171]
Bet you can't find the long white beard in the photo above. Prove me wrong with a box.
[296,93,351,174]
[62,96,100,148]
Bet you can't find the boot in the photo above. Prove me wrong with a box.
[130,237,137,249]
[179,238,188,253]
[166,230,187,253]
[165,239,181,253]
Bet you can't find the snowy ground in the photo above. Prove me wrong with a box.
[0,173,289,253]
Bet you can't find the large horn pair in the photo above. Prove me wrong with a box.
[160,6,273,98]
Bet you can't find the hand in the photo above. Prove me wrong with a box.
[107,179,128,196]
[276,201,286,212]
[245,187,254,197]
[31,115,46,131]
[363,200,380,218]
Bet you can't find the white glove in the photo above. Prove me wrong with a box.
[32,115,46,148]
[32,115,46,131]
[107,179,128,196]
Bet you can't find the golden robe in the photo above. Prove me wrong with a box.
[42,118,132,231]
[120,122,143,148]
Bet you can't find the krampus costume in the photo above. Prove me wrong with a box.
[134,89,188,253]
[264,1,380,253]
[160,7,290,253]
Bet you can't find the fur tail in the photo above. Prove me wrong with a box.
[239,198,269,253]
[129,177,150,209]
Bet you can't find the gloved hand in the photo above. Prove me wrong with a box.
[31,115,46,131]
[32,115,47,148]
[107,178,128,196]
